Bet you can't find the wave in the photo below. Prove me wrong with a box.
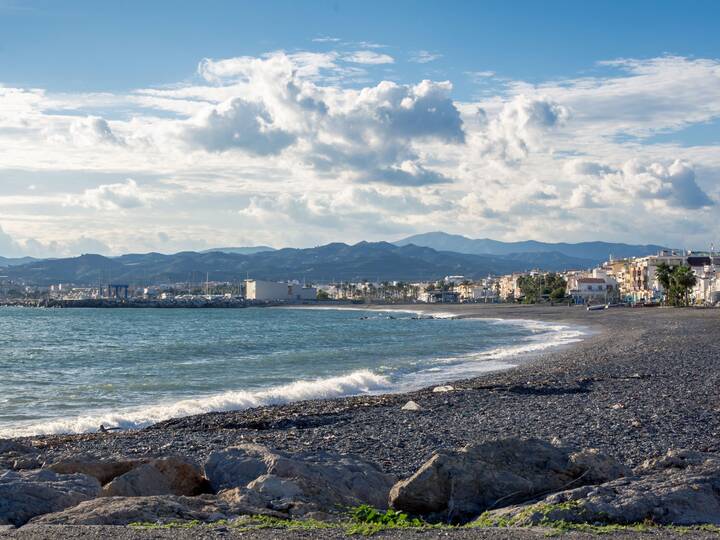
[2,313,588,438]
[0,370,391,438]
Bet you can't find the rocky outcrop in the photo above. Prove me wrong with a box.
[102,457,210,497]
[389,438,630,522]
[30,495,227,525]
[0,469,101,526]
[48,457,145,485]
[204,444,396,516]
[479,449,720,527]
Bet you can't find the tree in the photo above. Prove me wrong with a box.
[655,262,674,304]
[671,265,697,307]
[517,273,567,304]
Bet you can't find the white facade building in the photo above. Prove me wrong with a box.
[244,279,317,301]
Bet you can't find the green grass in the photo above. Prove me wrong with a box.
[128,505,720,536]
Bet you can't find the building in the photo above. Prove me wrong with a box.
[244,279,317,301]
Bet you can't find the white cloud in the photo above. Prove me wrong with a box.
[474,95,569,163]
[69,116,123,146]
[344,51,394,65]
[410,50,443,64]
[70,179,154,210]
[0,53,719,253]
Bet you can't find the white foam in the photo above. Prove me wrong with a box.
[0,370,391,438]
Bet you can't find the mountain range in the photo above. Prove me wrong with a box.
[394,232,666,264]
[2,241,593,286]
[0,233,668,286]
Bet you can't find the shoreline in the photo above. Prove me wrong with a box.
[2,304,720,537]
[10,304,720,475]
[2,305,590,440]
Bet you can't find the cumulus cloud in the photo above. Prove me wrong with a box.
[473,95,569,164]
[69,116,123,146]
[1,51,720,251]
[182,98,296,155]
[619,160,714,209]
[71,179,153,210]
[565,158,714,210]
[180,54,465,183]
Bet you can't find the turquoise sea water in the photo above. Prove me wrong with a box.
[0,307,585,437]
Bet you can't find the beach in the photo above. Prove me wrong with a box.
[3,304,720,538]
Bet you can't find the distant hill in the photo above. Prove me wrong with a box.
[395,232,666,264]
[0,256,40,268]
[200,246,275,255]
[3,242,591,286]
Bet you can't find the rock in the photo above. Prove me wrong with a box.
[204,445,275,493]
[204,445,396,515]
[0,440,38,470]
[0,469,101,526]
[12,458,41,470]
[48,457,145,485]
[102,463,171,497]
[389,438,630,523]
[479,449,720,526]
[432,385,454,393]
[30,495,227,525]
[401,400,422,411]
[0,440,36,456]
[102,457,209,497]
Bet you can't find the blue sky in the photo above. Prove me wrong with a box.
[3,0,719,96]
[0,1,719,255]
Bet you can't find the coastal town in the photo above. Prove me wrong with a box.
[2,248,718,308]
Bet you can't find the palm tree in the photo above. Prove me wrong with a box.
[655,262,673,304]
[672,265,697,307]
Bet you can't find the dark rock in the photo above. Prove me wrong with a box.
[0,469,101,526]
[389,438,630,522]
[480,449,720,526]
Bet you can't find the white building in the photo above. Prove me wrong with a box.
[567,270,618,304]
[244,279,317,301]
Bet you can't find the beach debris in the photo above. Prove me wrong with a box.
[478,449,720,527]
[203,444,395,515]
[389,438,630,523]
[432,385,454,393]
[0,468,101,526]
[401,400,422,411]
[98,424,122,433]
[610,403,625,410]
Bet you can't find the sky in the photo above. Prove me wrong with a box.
[0,0,719,257]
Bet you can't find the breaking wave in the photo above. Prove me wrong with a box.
[1,311,588,438]
[0,370,391,438]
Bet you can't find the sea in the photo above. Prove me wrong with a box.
[0,306,586,438]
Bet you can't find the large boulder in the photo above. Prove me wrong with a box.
[29,495,227,525]
[48,457,146,485]
[102,457,210,497]
[389,438,630,522]
[0,469,101,526]
[478,449,720,527]
[204,444,395,515]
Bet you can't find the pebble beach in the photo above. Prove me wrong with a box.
[3,304,720,538]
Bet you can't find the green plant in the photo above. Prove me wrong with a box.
[347,505,426,535]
